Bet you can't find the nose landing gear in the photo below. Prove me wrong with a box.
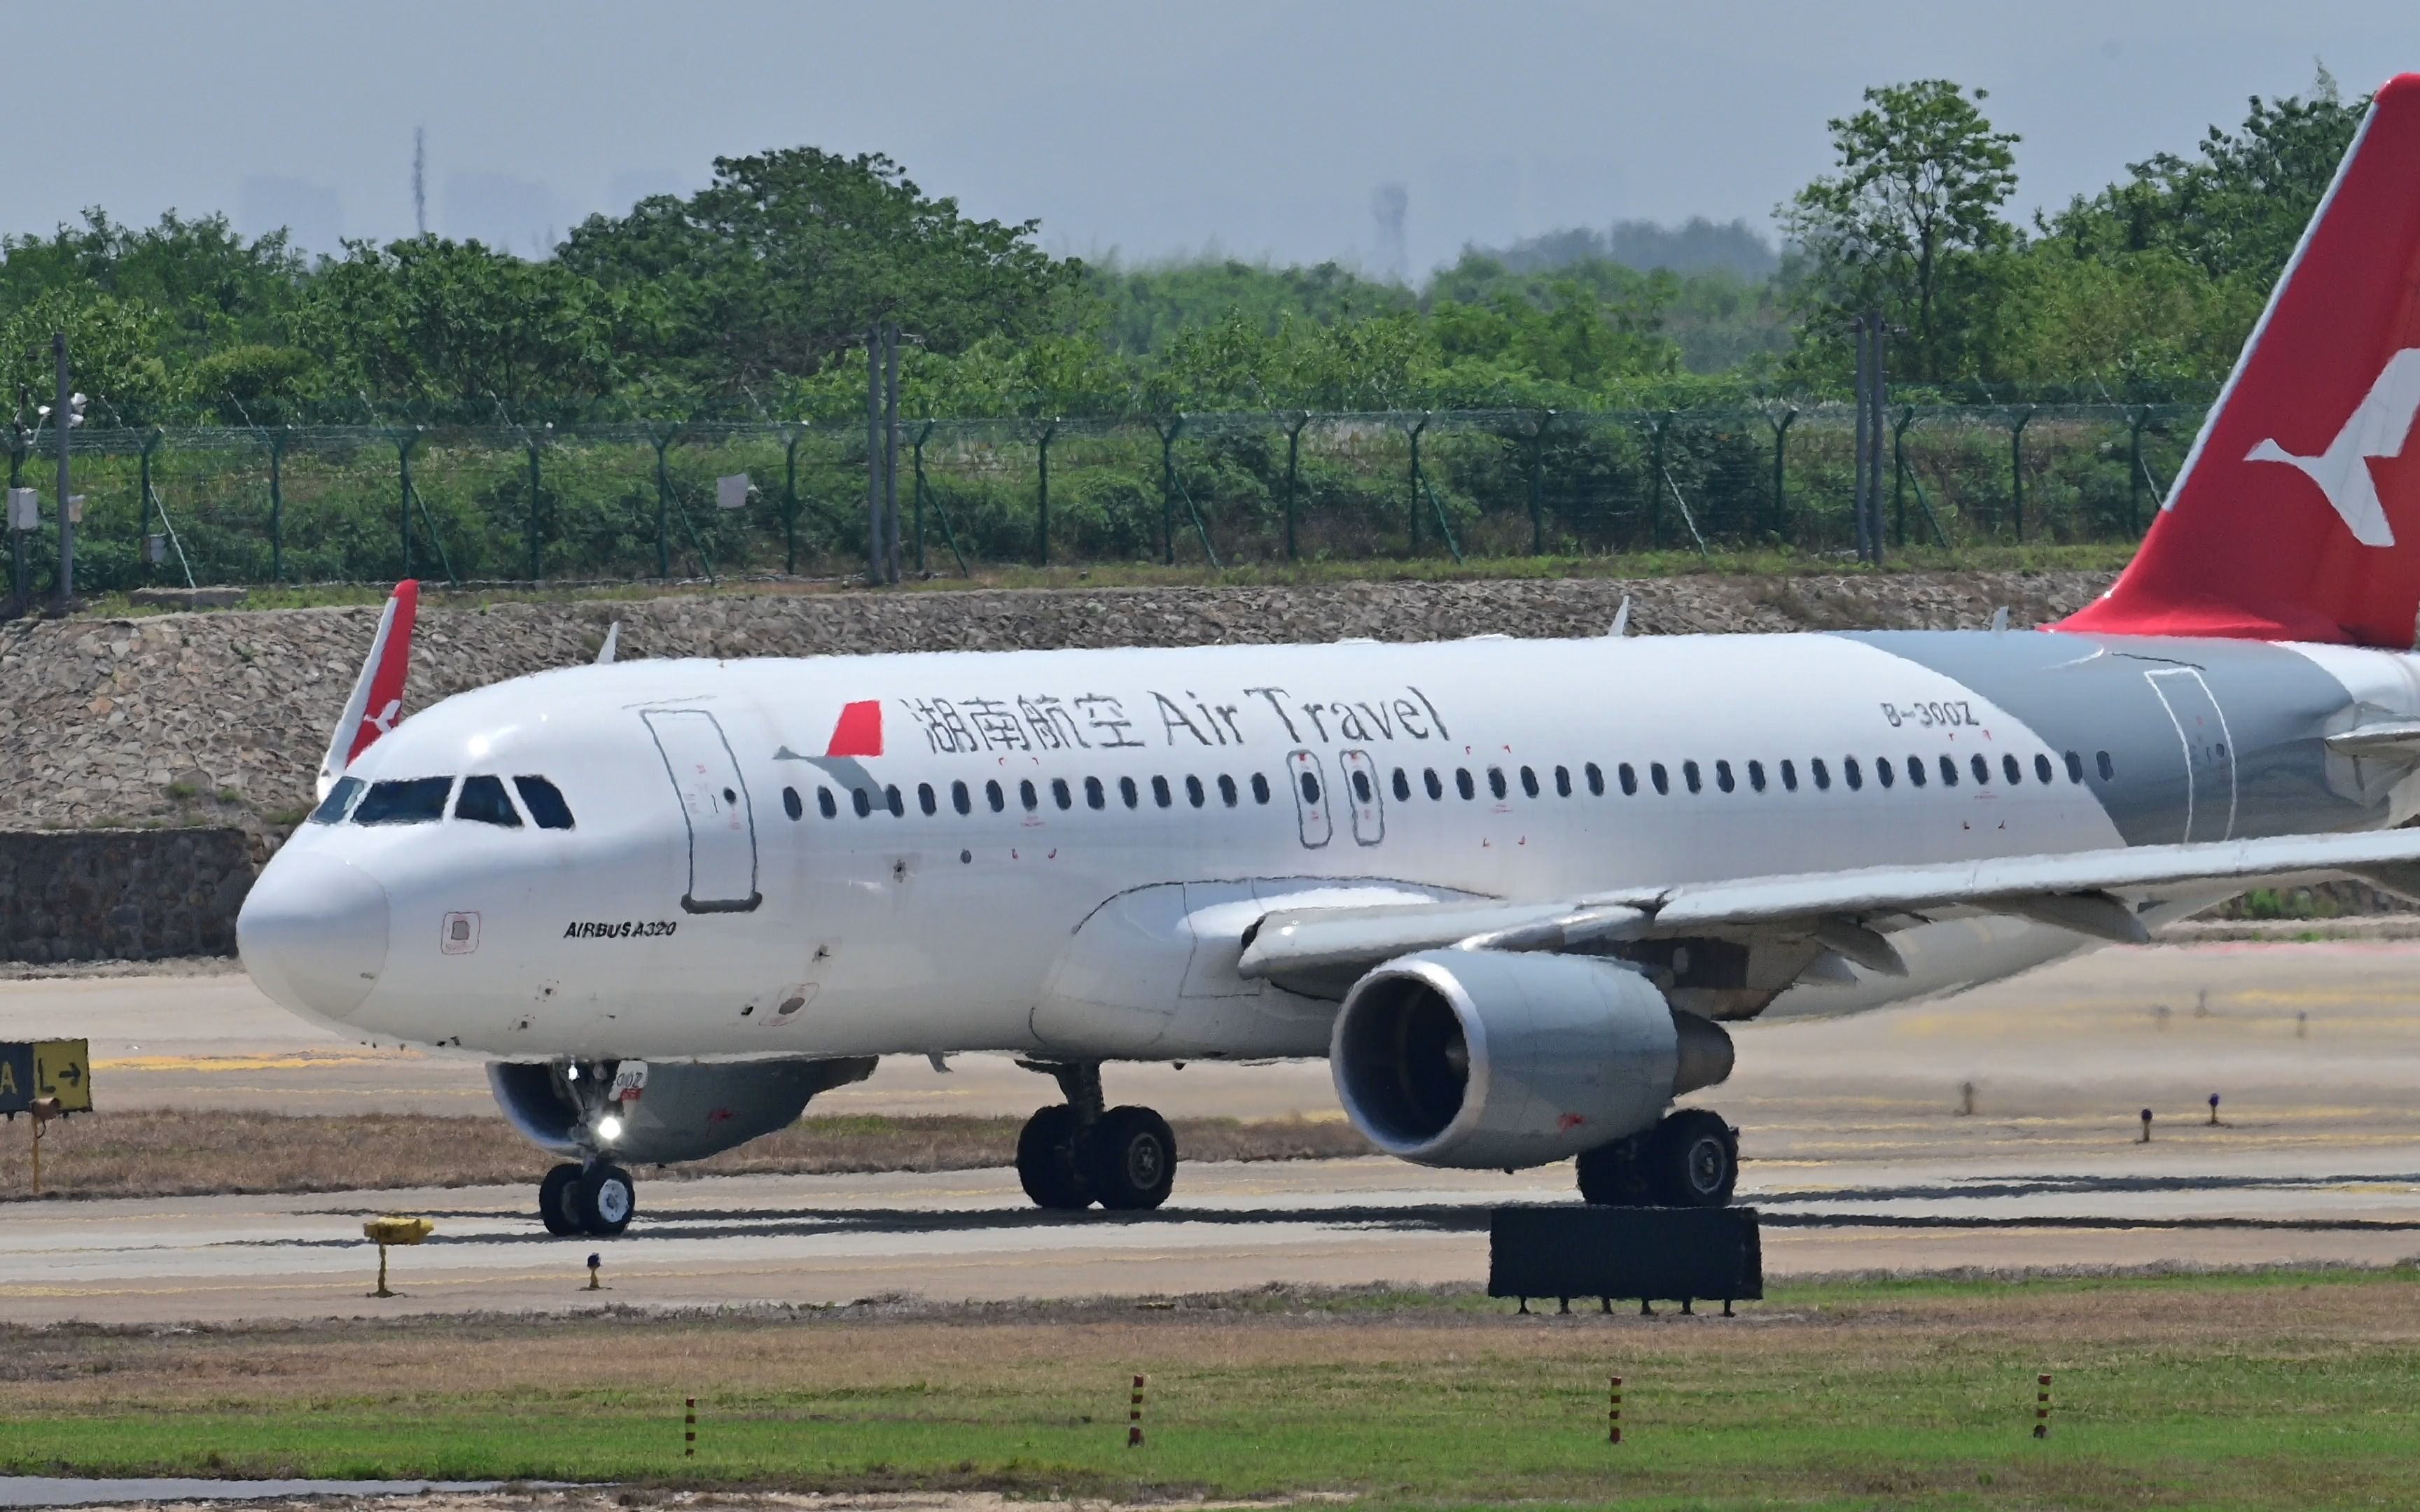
[538,1159,637,1236]
[1013,1060,1177,1212]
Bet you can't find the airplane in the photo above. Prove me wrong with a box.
[242,74,2420,1239]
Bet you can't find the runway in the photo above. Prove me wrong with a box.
[4,939,2419,1323]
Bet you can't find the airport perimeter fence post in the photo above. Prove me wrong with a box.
[1282,410,1308,561]
[2008,407,2035,541]
[7,428,25,612]
[1034,420,1056,566]
[267,427,286,583]
[395,429,418,580]
[1406,413,1426,555]
[652,427,674,580]
[2127,406,2152,536]
[1155,416,1183,566]
[1526,410,1551,556]
[912,420,929,574]
[1767,407,1795,543]
[524,426,545,583]
[135,428,158,585]
[1646,414,1668,550]
[781,425,802,575]
[1891,407,1917,549]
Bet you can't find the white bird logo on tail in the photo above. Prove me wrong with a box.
[2246,347,2420,547]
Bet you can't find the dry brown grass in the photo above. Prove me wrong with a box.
[0,1110,1370,1201]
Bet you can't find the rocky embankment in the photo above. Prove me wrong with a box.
[0,570,2114,841]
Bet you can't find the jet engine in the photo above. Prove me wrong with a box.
[487,1056,877,1165]
[1330,949,1733,1170]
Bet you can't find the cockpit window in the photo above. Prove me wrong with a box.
[309,776,364,825]
[454,775,523,828]
[513,776,576,830]
[353,777,454,825]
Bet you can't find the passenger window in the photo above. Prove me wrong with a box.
[310,775,364,824]
[1456,768,1476,800]
[852,788,872,818]
[1251,772,1271,804]
[1051,778,1073,810]
[1554,765,1571,797]
[2034,754,2054,785]
[1906,756,1926,788]
[886,785,906,816]
[1425,768,1444,800]
[819,788,838,819]
[1714,759,1734,794]
[2002,755,2021,785]
[1938,755,1958,787]
[781,786,804,822]
[1586,762,1605,796]
[455,774,522,827]
[1875,756,1894,790]
[356,777,454,825]
[2096,750,2115,781]
[986,779,1006,813]
[1153,776,1173,808]
[1085,776,1106,810]
[1650,762,1669,795]
[919,782,938,816]
[1020,779,1039,812]
[1185,774,1206,808]
[1487,766,1508,800]
[1520,766,1539,798]
[1350,768,1372,804]
[1683,760,1702,794]
[1809,757,1828,790]
[953,780,972,816]
[1218,774,1239,806]
[1975,754,1994,785]
[1120,776,1139,808]
[1780,759,1797,792]
[1393,768,1412,802]
[514,776,575,830]
[1748,760,1767,793]
[1299,770,1321,804]
[2064,750,2084,783]
[1618,762,1636,796]
[1842,757,1861,791]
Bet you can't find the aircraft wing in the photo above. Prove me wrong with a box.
[1235,825,2420,982]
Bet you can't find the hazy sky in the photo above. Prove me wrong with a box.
[23,1,2419,275]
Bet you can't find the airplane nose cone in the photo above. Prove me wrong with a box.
[238,851,391,1021]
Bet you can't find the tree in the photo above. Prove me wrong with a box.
[1780,80,2018,382]
[560,148,1081,396]
[294,237,623,413]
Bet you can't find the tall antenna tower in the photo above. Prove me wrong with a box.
[412,126,427,237]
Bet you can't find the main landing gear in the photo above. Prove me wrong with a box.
[1575,1108,1739,1208]
[540,1159,637,1237]
[1013,1060,1177,1212]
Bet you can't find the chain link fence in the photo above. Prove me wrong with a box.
[0,402,2204,595]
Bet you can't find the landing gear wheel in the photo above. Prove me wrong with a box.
[574,1161,637,1236]
[1575,1138,1648,1205]
[1644,1109,1738,1208]
[1016,1104,1094,1210]
[1086,1105,1176,1211]
[538,1162,583,1236]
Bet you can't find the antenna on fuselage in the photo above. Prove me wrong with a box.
[1608,596,1632,638]
[595,622,620,666]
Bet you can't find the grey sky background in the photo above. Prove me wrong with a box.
[25,1,2420,276]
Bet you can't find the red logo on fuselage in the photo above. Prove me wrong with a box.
[827,701,882,757]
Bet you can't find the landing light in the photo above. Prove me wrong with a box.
[597,1114,625,1142]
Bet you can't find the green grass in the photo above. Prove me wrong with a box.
[68,542,2134,617]
[4,1269,2417,1508]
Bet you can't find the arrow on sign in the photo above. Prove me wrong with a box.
[57,1063,81,1086]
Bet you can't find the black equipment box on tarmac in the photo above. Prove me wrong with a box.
[1488,1205,1762,1310]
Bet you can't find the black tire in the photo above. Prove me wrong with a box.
[1016,1105,1094,1210]
[1086,1105,1176,1212]
[1575,1138,1649,1205]
[538,1162,583,1236]
[575,1162,637,1236]
[1644,1109,1737,1208]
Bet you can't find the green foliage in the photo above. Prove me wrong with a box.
[1780,80,2020,384]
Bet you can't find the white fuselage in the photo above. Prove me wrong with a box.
[244,626,2411,1070]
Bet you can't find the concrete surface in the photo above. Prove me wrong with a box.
[2,940,2417,1324]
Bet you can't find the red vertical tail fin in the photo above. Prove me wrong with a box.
[317,580,419,798]
[2061,75,2420,648]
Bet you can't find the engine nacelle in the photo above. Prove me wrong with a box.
[487,1056,876,1165]
[1330,949,1733,1170]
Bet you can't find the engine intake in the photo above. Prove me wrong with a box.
[1330,949,1732,1169]
[488,1056,876,1165]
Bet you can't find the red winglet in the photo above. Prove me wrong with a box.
[346,580,418,762]
[826,699,883,757]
